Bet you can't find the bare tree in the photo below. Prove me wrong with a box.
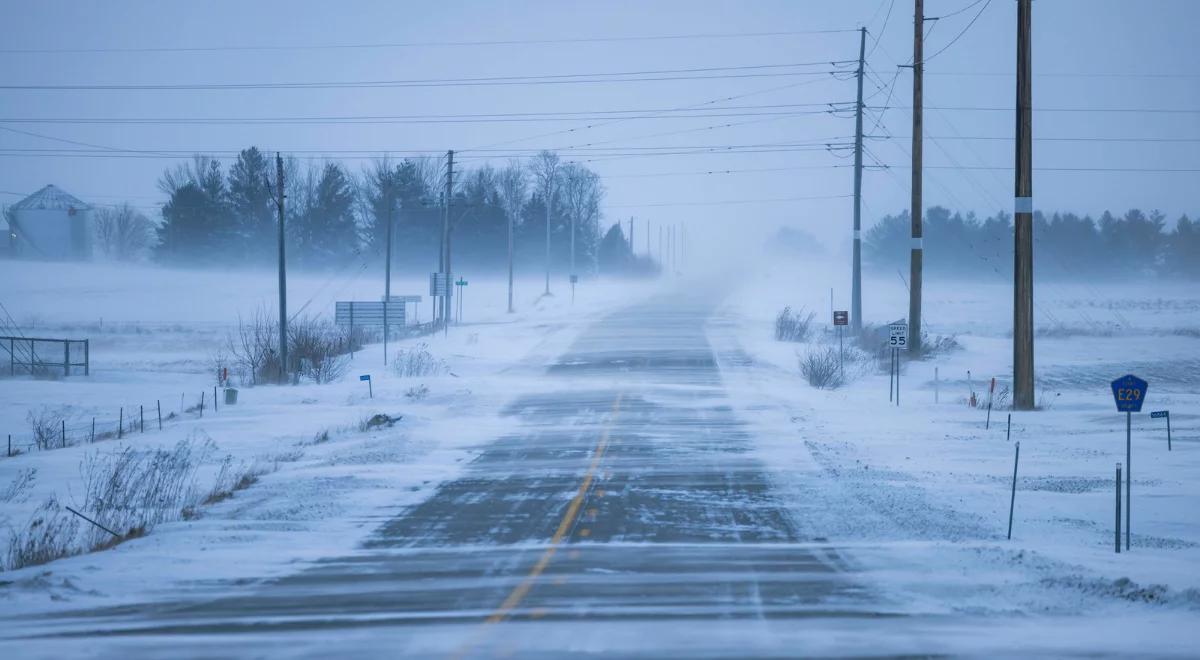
[497,160,528,312]
[559,163,604,275]
[93,203,155,261]
[529,151,561,295]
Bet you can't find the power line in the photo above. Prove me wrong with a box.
[925,0,993,63]
[869,105,1200,114]
[0,107,851,127]
[607,193,853,209]
[0,63,849,91]
[0,29,861,55]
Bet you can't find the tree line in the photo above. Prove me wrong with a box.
[864,207,1200,279]
[102,147,649,276]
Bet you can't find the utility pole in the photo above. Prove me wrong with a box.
[658,225,663,270]
[852,26,866,334]
[908,0,925,357]
[507,189,515,314]
[383,179,392,365]
[628,217,634,254]
[274,153,288,384]
[544,179,552,296]
[569,172,577,303]
[442,150,454,336]
[1013,0,1035,409]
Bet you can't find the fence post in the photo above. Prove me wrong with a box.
[7,433,11,457]
[157,400,162,430]
[200,391,205,418]
[214,385,218,412]
[1007,441,1020,539]
[91,417,95,443]
[61,419,66,448]
[140,405,144,433]
[118,408,123,439]
[63,340,70,377]
[9,338,13,376]
[84,339,89,376]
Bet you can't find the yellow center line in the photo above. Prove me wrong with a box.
[451,391,624,658]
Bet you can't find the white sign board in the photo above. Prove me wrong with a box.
[429,272,450,297]
[889,323,909,350]
[335,301,405,327]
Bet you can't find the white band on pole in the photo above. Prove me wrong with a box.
[911,237,923,250]
[1014,196,1033,214]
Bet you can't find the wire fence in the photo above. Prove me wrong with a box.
[4,387,231,458]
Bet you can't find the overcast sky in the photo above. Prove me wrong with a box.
[1,0,1197,252]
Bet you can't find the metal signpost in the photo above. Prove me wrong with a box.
[455,278,468,324]
[1150,410,1171,451]
[889,323,908,406]
[335,302,405,365]
[1111,374,1147,551]
[360,374,372,398]
[833,311,848,380]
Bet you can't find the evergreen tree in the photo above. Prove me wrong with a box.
[227,147,274,261]
[295,163,358,267]
[156,182,233,263]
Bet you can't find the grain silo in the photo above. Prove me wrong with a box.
[7,184,93,260]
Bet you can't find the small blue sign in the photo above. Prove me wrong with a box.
[359,374,371,381]
[1150,410,1168,419]
[1111,374,1148,413]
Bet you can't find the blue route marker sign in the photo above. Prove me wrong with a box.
[1111,374,1148,413]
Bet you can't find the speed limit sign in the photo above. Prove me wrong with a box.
[889,323,909,350]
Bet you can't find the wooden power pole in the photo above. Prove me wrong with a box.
[852,26,866,334]
[1014,0,1035,409]
[909,0,924,357]
[274,153,288,383]
[442,150,454,335]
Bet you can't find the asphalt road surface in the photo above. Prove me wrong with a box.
[14,296,901,658]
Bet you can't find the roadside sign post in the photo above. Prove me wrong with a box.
[888,323,908,406]
[360,374,372,399]
[429,272,450,326]
[455,278,468,324]
[1111,374,1148,551]
[1150,410,1171,451]
[833,311,848,381]
[336,301,406,366]
[1115,462,1122,554]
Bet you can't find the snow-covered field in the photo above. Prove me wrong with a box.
[714,258,1200,654]
[0,260,662,610]
[1,255,1198,656]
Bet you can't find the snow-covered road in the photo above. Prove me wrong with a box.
[5,287,1198,658]
[4,295,900,657]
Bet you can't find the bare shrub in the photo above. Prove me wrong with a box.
[289,316,352,384]
[5,497,80,570]
[775,307,815,342]
[392,343,447,378]
[203,455,269,506]
[0,468,36,503]
[405,384,430,401]
[27,407,66,451]
[78,437,212,547]
[799,346,844,389]
[227,309,278,386]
